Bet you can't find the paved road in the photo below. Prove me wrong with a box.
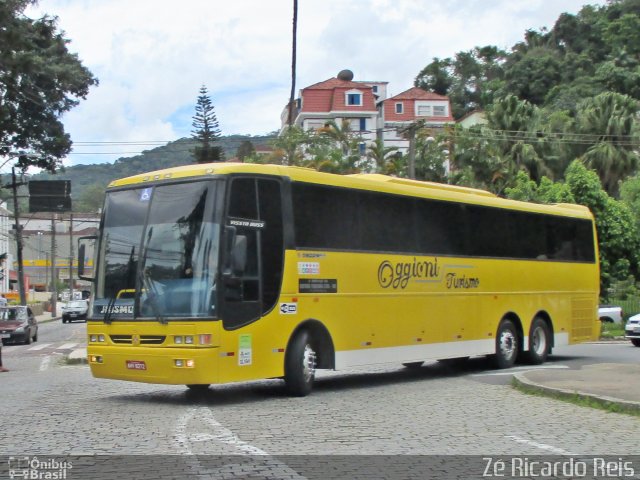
[2,325,639,478]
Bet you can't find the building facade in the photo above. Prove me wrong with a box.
[281,70,455,157]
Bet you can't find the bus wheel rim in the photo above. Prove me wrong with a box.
[499,330,516,360]
[302,344,316,382]
[532,326,547,355]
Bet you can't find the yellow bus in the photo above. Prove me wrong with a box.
[79,163,600,396]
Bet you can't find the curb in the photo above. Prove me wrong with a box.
[512,372,640,416]
[65,348,88,365]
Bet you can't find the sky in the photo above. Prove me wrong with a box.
[25,0,609,167]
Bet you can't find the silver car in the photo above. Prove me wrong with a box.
[62,300,89,323]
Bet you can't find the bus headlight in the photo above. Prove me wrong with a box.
[184,336,194,344]
[199,334,212,345]
[174,336,183,344]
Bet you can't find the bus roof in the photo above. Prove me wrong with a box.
[108,162,593,220]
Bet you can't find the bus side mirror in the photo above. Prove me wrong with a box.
[77,236,96,282]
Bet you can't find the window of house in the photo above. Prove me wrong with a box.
[372,86,378,93]
[433,105,447,116]
[417,105,432,116]
[346,92,362,106]
[395,103,403,114]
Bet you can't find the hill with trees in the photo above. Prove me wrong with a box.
[17,134,275,212]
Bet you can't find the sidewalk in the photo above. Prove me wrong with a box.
[514,363,640,414]
[36,305,61,324]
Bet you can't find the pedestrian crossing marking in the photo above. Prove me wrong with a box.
[26,342,78,352]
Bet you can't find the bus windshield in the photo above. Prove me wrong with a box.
[94,180,221,320]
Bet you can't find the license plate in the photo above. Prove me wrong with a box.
[70,314,77,317]
[126,360,147,370]
[0,334,9,339]
[634,326,640,332]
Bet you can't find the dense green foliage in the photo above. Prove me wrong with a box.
[0,0,97,172]
[415,0,640,118]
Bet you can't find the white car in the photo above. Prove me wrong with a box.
[625,313,640,347]
[598,305,623,324]
[62,300,89,323]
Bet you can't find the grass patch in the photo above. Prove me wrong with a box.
[600,321,625,339]
[512,377,640,417]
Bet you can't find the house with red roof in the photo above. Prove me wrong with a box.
[281,70,455,159]
[380,87,455,152]
[281,70,388,155]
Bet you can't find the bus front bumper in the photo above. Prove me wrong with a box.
[87,345,219,385]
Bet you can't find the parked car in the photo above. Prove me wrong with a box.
[0,306,38,344]
[624,313,640,347]
[598,305,624,324]
[62,300,89,323]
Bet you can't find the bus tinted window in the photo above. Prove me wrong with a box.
[359,193,416,252]
[292,184,359,250]
[292,182,595,263]
[415,199,467,255]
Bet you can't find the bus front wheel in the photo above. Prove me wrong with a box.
[492,319,518,369]
[285,331,317,397]
[525,318,550,364]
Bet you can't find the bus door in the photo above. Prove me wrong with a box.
[218,177,285,331]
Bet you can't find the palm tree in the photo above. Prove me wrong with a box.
[487,95,551,183]
[367,138,399,174]
[576,92,640,196]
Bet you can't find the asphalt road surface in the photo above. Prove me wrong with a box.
[1,322,638,479]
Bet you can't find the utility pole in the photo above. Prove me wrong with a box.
[287,0,298,129]
[69,212,73,301]
[50,213,57,317]
[10,168,27,305]
[399,120,425,180]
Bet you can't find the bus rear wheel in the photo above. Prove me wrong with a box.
[631,339,640,347]
[492,319,518,369]
[525,318,550,364]
[285,331,316,397]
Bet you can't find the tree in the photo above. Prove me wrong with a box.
[367,138,399,174]
[191,85,224,163]
[236,140,255,161]
[0,0,97,172]
[573,92,640,196]
[75,182,106,212]
[565,160,640,292]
